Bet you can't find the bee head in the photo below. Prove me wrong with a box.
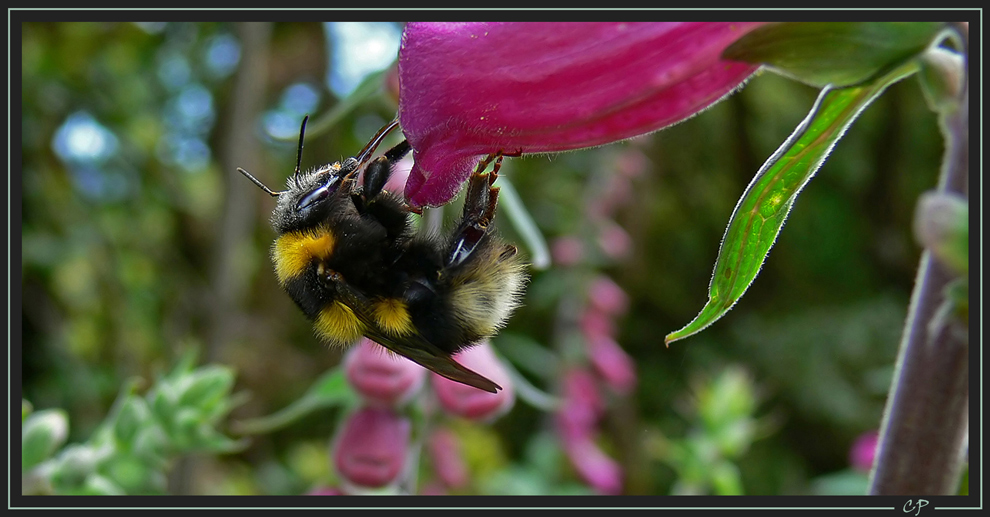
[268,159,359,234]
[237,116,403,234]
[238,116,359,234]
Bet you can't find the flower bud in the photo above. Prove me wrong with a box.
[849,431,879,473]
[556,368,605,442]
[345,338,426,407]
[427,427,469,490]
[551,236,585,267]
[561,434,624,495]
[432,342,514,421]
[914,191,968,276]
[587,276,630,317]
[585,333,637,396]
[332,407,411,490]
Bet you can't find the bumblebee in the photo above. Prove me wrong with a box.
[238,117,527,393]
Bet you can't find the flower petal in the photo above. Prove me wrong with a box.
[431,341,515,421]
[398,22,764,206]
[344,338,426,407]
[332,407,411,489]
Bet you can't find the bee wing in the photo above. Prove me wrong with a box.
[362,326,502,394]
[326,270,501,393]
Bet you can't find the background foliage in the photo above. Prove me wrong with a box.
[19,21,942,495]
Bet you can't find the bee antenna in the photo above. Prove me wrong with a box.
[237,167,283,197]
[354,118,401,166]
[295,115,309,176]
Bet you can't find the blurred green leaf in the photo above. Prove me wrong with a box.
[103,454,165,494]
[22,408,70,470]
[48,443,112,492]
[111,396,153,448]
[710,460,744,495]
[725,22,944,88]
[666,60,918,345]
[811,469,870,495]
[232,367,357,435]
[78,473,127,495]
[176,365,237,420]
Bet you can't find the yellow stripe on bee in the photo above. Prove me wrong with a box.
[273,228,335,285]
[314,302,363,346]
[372,298,414,336]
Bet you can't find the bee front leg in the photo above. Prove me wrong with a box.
[362,140,412,202]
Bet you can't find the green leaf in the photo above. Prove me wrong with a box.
[176,365,236,419]
[49,443,112,491]
[710,460,744,495]
[666,61,919,345]
[103,454,166,494]
[22,409,70,470]
[111,396,153,447]
[232,367,357,435]
[724,22,944,88]
[79,474,127,495]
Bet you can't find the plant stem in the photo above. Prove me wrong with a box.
[868,58,969,495]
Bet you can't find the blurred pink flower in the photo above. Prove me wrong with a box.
[551,236,586,267]
[398,22,764,206]
[432,342,515,421]
[614,146,650,179]
[332,407,411,489]
[579,308,617,342]
[588,172,635,220]
[418,482,448,495]
[587,276,630,317]
[596,220,633,261]
[561,433,624,495]
[344,338,426,407]
[849,431,879,473]
[585,332,637,396]
[556,368,605,442]
[556,367,624,494]
[427,427,469,490]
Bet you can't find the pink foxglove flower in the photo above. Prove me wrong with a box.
[556,368,622,494]
[556,368,606,443]
[344,338,426,407]
[586,332,637,396]
[587,275,631,317]
[849,430,879,473]
[332,407,411,489]
[432,341,515,421]
[427,427,469,489]
[562,433,625,495]
[551,236,586,267]
[398,22,764,206]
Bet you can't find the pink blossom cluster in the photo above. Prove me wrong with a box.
[325,338,513,493]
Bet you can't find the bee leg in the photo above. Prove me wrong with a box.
[447,152,506,267]
[362,140,411,201]
[320,268,374,316]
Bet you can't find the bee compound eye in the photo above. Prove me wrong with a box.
[296,176,341,210]
[297,186,329,210]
